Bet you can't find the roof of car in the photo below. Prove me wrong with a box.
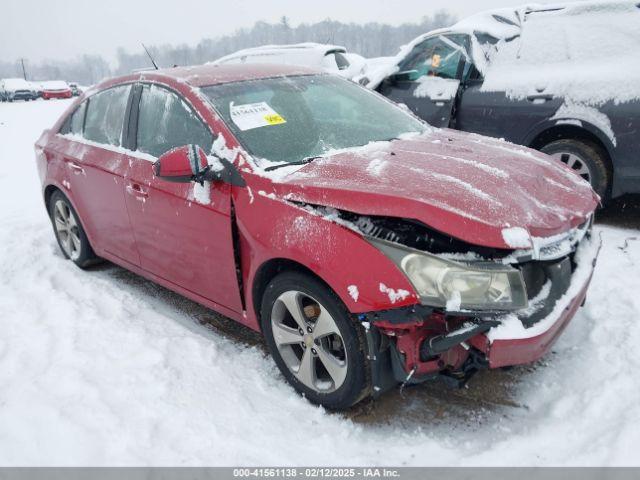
[140,63,320,88]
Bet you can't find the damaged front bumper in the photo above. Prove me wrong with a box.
[361,234,601,394]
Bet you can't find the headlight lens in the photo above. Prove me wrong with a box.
[372,239,527,311]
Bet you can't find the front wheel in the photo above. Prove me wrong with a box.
[541,139,610,200]
[261,272,370,409]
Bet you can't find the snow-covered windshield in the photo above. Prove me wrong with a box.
[202,75,427,164]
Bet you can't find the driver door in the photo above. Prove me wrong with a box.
[123,82,243,313]
[378,34,469,127]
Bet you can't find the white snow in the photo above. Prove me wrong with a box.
[550,101,617,146]
[190,181,211,205]
[347,285,360,302]
[414,77,460,101]
[366,158,388,176]
[445,291,462,312]
[1,100,640,466]
[502,227,532,249]
[379,283,411,304]
[478,1,640,106]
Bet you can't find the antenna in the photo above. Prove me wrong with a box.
[142,43,159,70]
[19,58,27,80]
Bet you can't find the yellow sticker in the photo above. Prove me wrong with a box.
[431,54,441,68]
[264,113,286,125]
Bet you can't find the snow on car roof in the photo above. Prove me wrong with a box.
[478,0,640,104]
[42,80,70,90]
[2,78,31,89]
[213,42,347,65]
[143,63,320,87]
[211,43,349,73]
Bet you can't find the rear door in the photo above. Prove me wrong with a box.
[123,83,243,312]
[58,85,139,266]
[377,34,469,127]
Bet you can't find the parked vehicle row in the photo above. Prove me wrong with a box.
[1,79,80,102]
[37,62,599,409]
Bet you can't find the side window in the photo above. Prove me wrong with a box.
[136,84,213,158]
[398,35,469,81]
[84,85,131,146]
[70,101,87,135]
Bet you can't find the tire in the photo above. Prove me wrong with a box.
[49,190,99,268]
[260,271,370,409]
[541,139,610,200]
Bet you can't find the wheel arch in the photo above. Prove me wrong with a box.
[526,122,614,177]
[44,184,61,210]
[251,257,337,332]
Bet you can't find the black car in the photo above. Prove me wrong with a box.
[372,1,640,201]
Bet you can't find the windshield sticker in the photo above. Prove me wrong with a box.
[230,102,286,131]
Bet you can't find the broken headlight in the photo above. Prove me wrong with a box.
[371,238,528,311]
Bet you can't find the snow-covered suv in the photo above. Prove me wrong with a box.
[370,0,640,201]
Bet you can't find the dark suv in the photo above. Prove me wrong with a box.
[372,1,640,201]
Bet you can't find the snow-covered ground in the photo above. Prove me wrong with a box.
[0,99,639,466]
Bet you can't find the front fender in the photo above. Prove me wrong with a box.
[523,116,616,154]
[234,183,419,328]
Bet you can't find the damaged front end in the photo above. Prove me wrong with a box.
[332,210,600,395]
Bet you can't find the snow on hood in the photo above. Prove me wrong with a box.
[268,130,598,250]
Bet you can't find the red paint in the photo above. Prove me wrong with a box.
[36,64,598,374]
[153,145,208,179]
[42,89,73,100]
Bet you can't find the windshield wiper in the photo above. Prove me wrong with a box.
[264,156,320,172]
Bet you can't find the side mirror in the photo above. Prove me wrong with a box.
[387,70,418,83]
[153,144,246,187]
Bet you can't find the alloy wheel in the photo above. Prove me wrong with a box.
[271,290,348,393]
[552,151,592,183]
[53,199,82,261]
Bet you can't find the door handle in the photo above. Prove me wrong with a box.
[126,182,149,200]
[526,94,553,103]
[65,159,84,174]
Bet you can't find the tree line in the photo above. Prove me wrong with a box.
[0,12,454,86]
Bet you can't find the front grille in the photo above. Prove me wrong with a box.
[519,261,548,299]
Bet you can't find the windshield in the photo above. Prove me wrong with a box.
[201,75,427,165]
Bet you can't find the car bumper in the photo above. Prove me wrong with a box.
[470,235,601,368]
[43,91,72,99]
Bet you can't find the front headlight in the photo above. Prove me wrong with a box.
[371,239,527,311]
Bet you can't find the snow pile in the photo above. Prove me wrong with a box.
[480,1,640,105]
[502,227,532,249]
[414,77,460,101]
[379,283,411,304]
[1,101,640,466]
[347,285,359,302]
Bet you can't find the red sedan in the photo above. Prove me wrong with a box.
[35,64,599,409]
[42,80,73,100]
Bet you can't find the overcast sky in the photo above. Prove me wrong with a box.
[2,0,562,64]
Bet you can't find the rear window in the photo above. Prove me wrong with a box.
[84,85,131,146]
[70,102,87,135]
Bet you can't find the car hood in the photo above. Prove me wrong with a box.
[269,129,598,250]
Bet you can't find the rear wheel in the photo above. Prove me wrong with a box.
[541,139,610,200]
[261,272,370,409]
[49,190,99,268]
